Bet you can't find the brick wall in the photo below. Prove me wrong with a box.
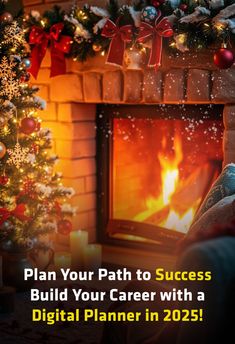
[34,51,97,242]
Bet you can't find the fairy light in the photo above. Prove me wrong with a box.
[101,50,105,56]
[40,19,46,27]
[214,21,227,32]
[177,34,187,44]
[77,10,88,21]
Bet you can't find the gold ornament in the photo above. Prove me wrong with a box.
[0,142,6,158]
[92,43,102,52]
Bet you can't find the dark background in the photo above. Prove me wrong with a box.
[5,0,23,16]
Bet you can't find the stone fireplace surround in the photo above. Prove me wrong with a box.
[23,0,235,269]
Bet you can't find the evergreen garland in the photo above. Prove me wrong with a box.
[23,0,235,63]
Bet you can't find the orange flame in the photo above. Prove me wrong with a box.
[134,133,199,233]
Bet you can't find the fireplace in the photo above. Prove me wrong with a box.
[97,104,224,251]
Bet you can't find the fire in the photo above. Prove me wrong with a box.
[134,133,199,233]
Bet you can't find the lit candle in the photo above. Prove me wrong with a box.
[0,256,2,288]
[70,230,88,270]
[54,252,71,272]
[84,244,102,272]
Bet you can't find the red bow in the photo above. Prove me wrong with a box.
[0,204,31,226]
[101,19,133,66]
[29,23,72,78]
[137,11,173,69]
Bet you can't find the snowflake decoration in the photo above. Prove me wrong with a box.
[0,76,20,100]
[0,57,20,100]
[0,57,16,79]
[3,21,26,50]
[7,142,30,169]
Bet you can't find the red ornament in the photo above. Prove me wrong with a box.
[58,219,73,235]
[152,0,160,7]
[179,4,188,11]
[213,48,235,69]
[0,176,9,185]
[20,117,37,135]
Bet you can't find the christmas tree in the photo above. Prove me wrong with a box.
[0,0,75,251]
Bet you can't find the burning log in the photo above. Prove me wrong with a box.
[144,205,170,225]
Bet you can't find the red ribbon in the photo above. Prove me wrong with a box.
[0,204,31,226]
[137,11,173,69]
[29,23,72,78]
[101,19,133,66]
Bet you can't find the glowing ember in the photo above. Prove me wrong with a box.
[134,133,200,233]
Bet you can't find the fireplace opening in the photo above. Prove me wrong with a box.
[97,105,224,251]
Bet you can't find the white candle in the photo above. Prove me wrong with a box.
[0,256,2,288]
[70,230,88,270]
[54,252,71,272]
[84,244,102,272]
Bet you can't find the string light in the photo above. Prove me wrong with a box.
[177,34,187,44]
[40,19,46,27]
[77,10,88,21]
[214,21,227,33]
[3,125,9,133]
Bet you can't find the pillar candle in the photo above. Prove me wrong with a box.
[54,252,71,272]
[0,256,2,288]
[70,230,88,270]
[84,244,102,272]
